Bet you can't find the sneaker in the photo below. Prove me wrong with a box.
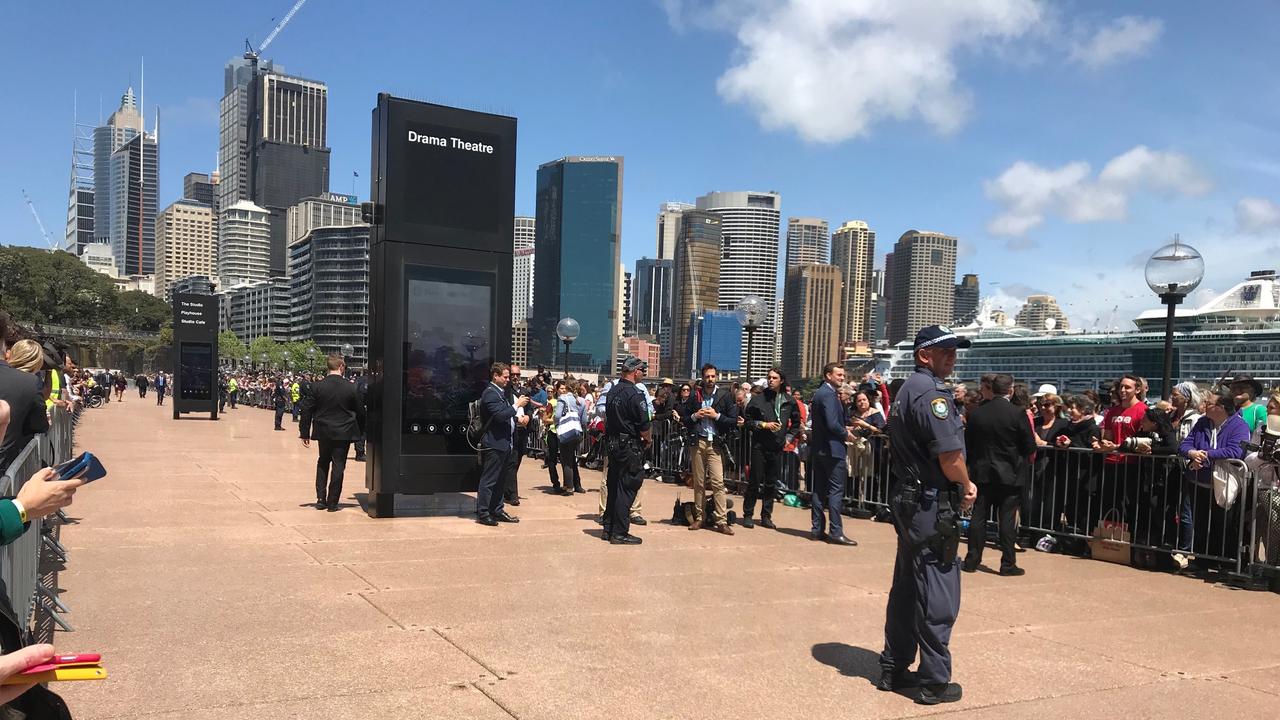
[917,682,962,705]
[1171,552,1190,571]
[630,515,648,526]
[740,516,755,529]
[1035,535,1056,552]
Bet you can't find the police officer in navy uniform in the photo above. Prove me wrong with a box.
[878,325,978,705]
[602,355,652,545]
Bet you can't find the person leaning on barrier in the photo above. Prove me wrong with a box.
[878,325,977,706]
[1174,392,1249,568]
[602,356,652,545]
[0,314,49,475]
[0,400,83,545]
[680,363,739,535]
[741,367,799,530]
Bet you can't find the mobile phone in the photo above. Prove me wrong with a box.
[53,452,107,483]
[4,666,106,683]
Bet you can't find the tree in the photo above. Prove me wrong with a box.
[282,339,322,373]
[0,246,172,329]
[117,290,171,331]
[219,331,247,363]
[247,336,286,370]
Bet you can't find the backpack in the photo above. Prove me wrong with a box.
[467,393,496,449]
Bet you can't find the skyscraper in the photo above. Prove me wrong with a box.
[287,224,371,365]
[656,202,693,260]
[63,106,95,256]
[156,200,215,299]
[218,55,330,278]
[514,215,535,250]
[953,273,980,325]
[633,257,672,340]
[669,209,721,378]
[513,248,535,324]
[887,230,958,344]
[696,190,781,379]
[785,217,830,267]
[830,220,876,344]
[218,200,271,288]
[285,192,361,245]
[869,269,886,345]
[690,310,742,374]
[107,130,159,277]
[782,264,843,381]
[183,172,217,206]
[528,156,623,373]
[622,268,633,336]
[1015,294,1070,331]
[93,88,143,247]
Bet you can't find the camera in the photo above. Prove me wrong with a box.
[1120,436,1153,452]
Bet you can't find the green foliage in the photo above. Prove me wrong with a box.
[282,340,322,372]
[218,330,247,361]
[247,336,286,369]
[0,246,172,330]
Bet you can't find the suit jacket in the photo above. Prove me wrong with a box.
[679,385,740,438]
[0,363,50,473]
[965,397,1037,486]
[480,383,517,451]
[299,375,365,443]
[810,382,849,459]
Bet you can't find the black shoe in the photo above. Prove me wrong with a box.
[507,498,521,507]
[962,558,979,573]
[828,535,858,546]
[495,512,520,523]
[594,515,605,525]
[609,534,642,545]
[876,669,919,692]
[550,484,562,493]
[917,682,962,705]
[760,517,776,530]
[630,515,648,526]
[326,503,339,512]
[354,455,366,462]
[741,517,755,529]
[476,516,499,527]
[560,489,575,497]
[810,531,827,542]
[999,566,1026,577]
[274,427,284,431]
[574,486,586,494]
[601,531,612,542]
[315,501,327,510]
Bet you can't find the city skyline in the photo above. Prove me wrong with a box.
[3,1,1279,334]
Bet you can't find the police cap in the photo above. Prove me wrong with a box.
[621,355,648,373]
[913,325,972,351]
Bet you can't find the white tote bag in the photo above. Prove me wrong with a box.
[1213,459,1246,510]
[557,399,582,442]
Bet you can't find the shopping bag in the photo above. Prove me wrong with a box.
[1212,459,1246,510]
[1088,508,1132,566]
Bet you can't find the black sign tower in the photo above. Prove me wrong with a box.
[172,293,219,420]
[364,94,516,517]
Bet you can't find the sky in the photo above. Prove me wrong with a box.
[3,0,1278,331]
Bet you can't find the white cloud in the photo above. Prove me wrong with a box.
[984,146,1211,236]
[1236,197,1280,234]
[707,0,1047,142]
[1069,15,1163,70]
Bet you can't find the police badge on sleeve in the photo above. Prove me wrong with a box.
[931,397,949,419]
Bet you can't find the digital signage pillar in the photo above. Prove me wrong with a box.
[171,293,219,420]
[365,94,516,517]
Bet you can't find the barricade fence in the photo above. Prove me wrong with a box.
[0,407,75,643]
[643,419,1279,585]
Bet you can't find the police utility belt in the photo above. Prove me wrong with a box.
[892,466,962,563]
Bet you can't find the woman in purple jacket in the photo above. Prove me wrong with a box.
[1176,392,1249,566]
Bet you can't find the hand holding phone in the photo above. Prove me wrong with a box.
[53,452,107,483]
[15,469,83,522]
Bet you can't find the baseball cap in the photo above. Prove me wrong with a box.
[913,325,972,351]
[621,355,648,373]
[1033,384,1058,397]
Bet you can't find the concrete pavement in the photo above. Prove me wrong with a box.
[53,396,1280,718]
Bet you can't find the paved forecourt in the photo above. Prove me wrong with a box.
[56,397,1280,718]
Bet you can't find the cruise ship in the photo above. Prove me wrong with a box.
[885,270,1280,395]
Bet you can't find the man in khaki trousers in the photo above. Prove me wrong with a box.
[681,364,739,535]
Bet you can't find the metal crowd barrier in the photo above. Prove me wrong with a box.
[643,420,1279,587]
[0,407,75,643]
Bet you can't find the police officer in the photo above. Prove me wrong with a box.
[878,325,977,706]
[602,356,652,545]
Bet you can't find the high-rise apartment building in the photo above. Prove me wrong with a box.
[156,200,215,300]
[513,248,535,324]
[869,269,886,345]
[696,190,781,379]
[621,269,633,336]
[218,200,271,288]
[514,215,535,251]
[954,273,980,325]
[107,131,159,277]
[219,278,291,342]
[93,88,143,247]
[887,230,958,344]
[781,264,843,381]
[622,336,661,374]
[1015,294,1070,331]
[633,258,672,342]
[183,172,217,206]
[285,193,361,245]
[287,224,370,365]
[669,209,722,378]
[656,202,693,260]
[786,217,830,267]
[511,320,529,367]
[218,56,330,277]
[830,220,876,344]
[529,157,623,374]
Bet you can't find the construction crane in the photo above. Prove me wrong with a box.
[245,0,308,59]
[21,189,55,251]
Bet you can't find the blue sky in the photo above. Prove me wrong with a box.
[3,0,1278,330]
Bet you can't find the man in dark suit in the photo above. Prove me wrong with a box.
[962,373,1037,575]
[810,362,857,546]
[477,362,528,526]
[504,364,529,507]
[299,354,365,512]
[0,312,50,474]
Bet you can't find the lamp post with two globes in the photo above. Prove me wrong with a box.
[1145,235,1204,401]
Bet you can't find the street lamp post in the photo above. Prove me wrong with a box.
[1145,236,1204,400]
[259,352,269,372]
[556,317,580,380]
[340,342,354,375]
[242,354,250,371]
[735,295,768,382]
[306,346,317,374]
